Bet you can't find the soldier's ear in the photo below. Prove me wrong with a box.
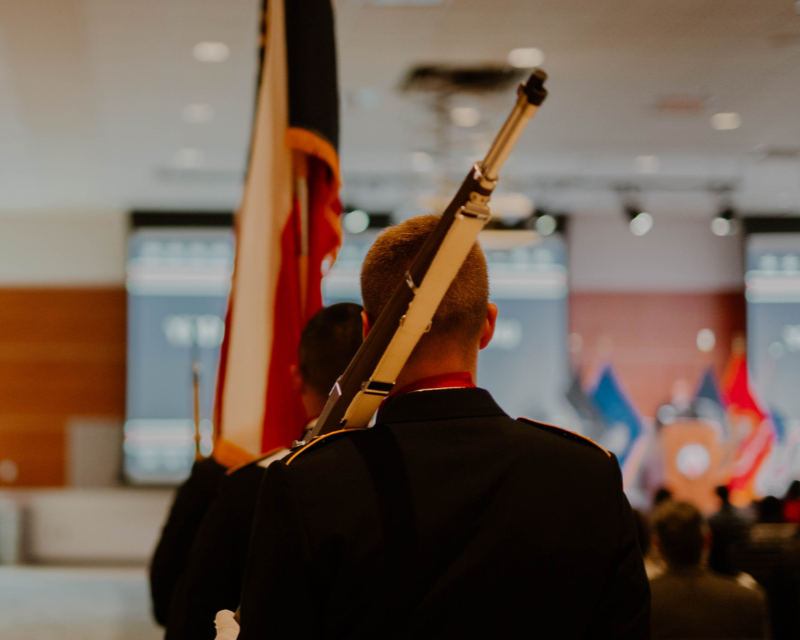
[478,303,498,350]
[290,364,305,394]
[361,311,371,339]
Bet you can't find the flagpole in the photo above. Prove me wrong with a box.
[294,150,309,320]
[192,319,204,462]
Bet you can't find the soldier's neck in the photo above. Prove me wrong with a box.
[393,345,478,393]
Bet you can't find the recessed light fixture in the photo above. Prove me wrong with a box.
[343,210,370,234]
[193,42,230,63]
[182,104,215,124]
[711,112,741,130]
[696,328,716,352]
[450,106,481,128]
[174,148,205,168]
[535,213,557,236]
[635,155,660,174]
[508,47,544,69]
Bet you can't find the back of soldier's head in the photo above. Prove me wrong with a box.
[360,215,489,350]
[299,303,363,397]
[651,500,706,569]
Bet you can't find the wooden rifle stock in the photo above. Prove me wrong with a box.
[300,69,548,445]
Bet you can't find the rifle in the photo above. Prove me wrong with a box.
[299,69,548,446]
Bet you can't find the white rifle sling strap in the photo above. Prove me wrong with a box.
[339,202,491,429]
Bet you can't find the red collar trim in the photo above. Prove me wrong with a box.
[391,372,475,397]
[378,372,475,418]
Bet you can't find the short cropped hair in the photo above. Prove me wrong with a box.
[299,303,363,397]
[360,215,489,346]
[651,501,706,568]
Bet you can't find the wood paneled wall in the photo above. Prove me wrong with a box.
[569,291,746,418]
[0,288,125,486]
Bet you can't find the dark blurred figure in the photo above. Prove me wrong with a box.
[650,500,769,640]
[782,481,800,524]
[149,450,227,626]
[164,302,364,640]
[708,485,750,577]
[654,487,672,507]
[758,496,786,524]
[739,496,799,640]
[634,507,665,579]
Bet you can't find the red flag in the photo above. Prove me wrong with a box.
[722,348,773,506]
[212,0,341,467]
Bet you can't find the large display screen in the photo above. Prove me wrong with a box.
[124,229,234,484]
[323,230,569,423]
[746,233,800,496]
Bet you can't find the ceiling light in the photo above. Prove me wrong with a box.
[711,205,737,236]
[182,104,215,124]
[535,213,557,236]
[629,212,653,236]
[635,155,659,174]
[173,148,205,168]
[507,47,544,69]
[711,112,741,130]
[696,328,716,352]
[625,204,653,236]
[193,42,230,63]
[450,107,481,128]
[343,210,370,234]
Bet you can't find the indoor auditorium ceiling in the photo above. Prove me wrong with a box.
[0,0,799,217]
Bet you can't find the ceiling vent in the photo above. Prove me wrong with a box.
[754,146,800,161]
[654,96,710,114]
[401,65,524,94]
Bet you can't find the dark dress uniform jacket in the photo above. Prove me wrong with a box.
[150,457,226,626]
[165,461,270,640]
[238,387,650,639]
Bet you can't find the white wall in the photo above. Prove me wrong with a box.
[0,212,126,285]
[569,214,744,292]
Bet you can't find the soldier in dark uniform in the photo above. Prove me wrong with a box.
[162,302,363,640]
[236,215,650,639]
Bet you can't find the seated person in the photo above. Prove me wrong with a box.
[160,302,363,640]
[650,500,769,640]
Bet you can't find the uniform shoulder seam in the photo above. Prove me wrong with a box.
[517,417,611,457]
[285,428,365,466]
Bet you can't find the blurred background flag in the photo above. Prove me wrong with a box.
[693,367,730,441]
[212,0,341,464]
[566,369,606,443]
[591,365,644,472]
[722,349,773,505]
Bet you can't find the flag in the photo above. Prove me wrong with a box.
[591,366,644,472]
[565,369,606,443]
[693,367,729,440]
[722,350,773,506]
[212,0,341,467]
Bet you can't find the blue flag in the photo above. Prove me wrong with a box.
[770,407,787,444]
[693,368,729,440]
[591,366,642,467]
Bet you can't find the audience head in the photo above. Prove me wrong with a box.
[757,495,785,524]
[293,303,364,416]
[651,501,707,570]
[715,485,730,505]
[786,480,800,501]
[653,487,673,507]
[360,215,495,368]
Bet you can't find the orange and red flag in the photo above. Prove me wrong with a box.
[212,0,341,467]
